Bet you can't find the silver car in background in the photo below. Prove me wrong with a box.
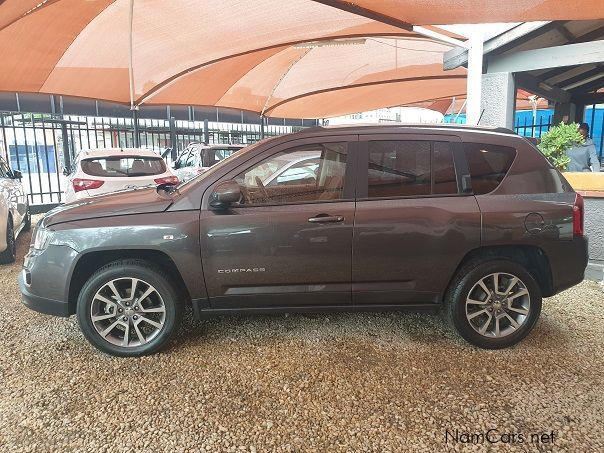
[0,156,30,263]
[173,143,244,182]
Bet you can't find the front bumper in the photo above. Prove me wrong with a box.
[20,244,79,317]
[19,271,70,317]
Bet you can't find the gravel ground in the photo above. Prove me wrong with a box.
[1,222,604,452]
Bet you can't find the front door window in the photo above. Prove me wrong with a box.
[234,143,347,205]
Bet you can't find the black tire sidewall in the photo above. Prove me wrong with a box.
[0,217,16,264]
[449,260,542,349]
[77,262,182,357]
[7,218,15,258]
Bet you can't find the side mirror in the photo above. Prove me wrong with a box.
[210,180,241,209]
[12,170,22,180]
[62,167,70,176]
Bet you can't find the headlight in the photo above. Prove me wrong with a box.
[33,227,53,250]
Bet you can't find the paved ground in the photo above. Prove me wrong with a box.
[1,225,604,452]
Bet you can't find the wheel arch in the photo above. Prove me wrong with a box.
[67,249,191,315]
[446,245,554,300]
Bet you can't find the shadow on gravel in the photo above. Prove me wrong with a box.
[174,306,460,351]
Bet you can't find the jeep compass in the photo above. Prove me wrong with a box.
[19,125,588,356]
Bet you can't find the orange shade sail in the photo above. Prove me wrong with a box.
[324,0,604,25]
[0,0,601,118]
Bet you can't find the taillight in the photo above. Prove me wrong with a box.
[73,178,104,193]
[573,193,584,236]
[154,176,179,185]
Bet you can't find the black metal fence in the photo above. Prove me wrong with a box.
[0,111,305,207]
[514,114,552,139]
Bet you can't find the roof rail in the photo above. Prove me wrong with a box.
[297,124,516,135]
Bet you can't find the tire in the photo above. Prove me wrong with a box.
[77,259,183,357]
[23,206,31,232]
[0,217,16,264]
[445,259,542,349]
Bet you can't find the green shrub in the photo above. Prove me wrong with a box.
[537,122,584,170]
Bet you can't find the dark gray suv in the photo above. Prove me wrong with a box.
[19,125,588,356]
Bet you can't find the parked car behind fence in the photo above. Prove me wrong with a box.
[63,148,179,203]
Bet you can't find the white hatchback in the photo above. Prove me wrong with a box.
[63,148,179,203]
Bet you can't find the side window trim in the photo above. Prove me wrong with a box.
[451,141,472,194]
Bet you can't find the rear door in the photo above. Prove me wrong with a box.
[199,135,357,309]
[352,134,481,305]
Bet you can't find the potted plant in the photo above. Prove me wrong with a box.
[537,122,584,171]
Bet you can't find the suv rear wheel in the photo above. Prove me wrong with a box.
[77,259,183,357]
[445,259,542,349]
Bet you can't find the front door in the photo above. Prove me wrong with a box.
[200,137,356,309]
[352,135,481,305]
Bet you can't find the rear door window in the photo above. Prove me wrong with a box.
[368,141,431,197]
[81,156,167,177]
[366,140,459,198]
[463,143,516,194]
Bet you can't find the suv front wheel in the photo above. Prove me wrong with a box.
[77,259,183,357]
[446,259,542,349]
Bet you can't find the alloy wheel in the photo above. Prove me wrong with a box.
[90,277,166,347]
[465,272,531,338]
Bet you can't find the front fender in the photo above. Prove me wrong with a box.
[51,210,206,300]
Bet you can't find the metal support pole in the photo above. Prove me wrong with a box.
[203,119,209,145]
[0,114,8,161]
[590,103,596,138]
[132,108,140,147]
[61,122,71,171]
[169,116,177,160]
[260,115,265,139]
[466,30,484,125]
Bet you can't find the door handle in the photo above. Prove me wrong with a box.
[308,214,344,223]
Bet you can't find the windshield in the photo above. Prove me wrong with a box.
[81,156,166,177]
[212,148,239,162]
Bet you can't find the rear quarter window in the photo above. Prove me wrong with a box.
[464,143,516,195]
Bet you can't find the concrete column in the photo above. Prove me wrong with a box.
[479,72,516,129]
[585,197,604,282]
[466,32,484,125]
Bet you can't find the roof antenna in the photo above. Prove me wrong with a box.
[477,108,486,125]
